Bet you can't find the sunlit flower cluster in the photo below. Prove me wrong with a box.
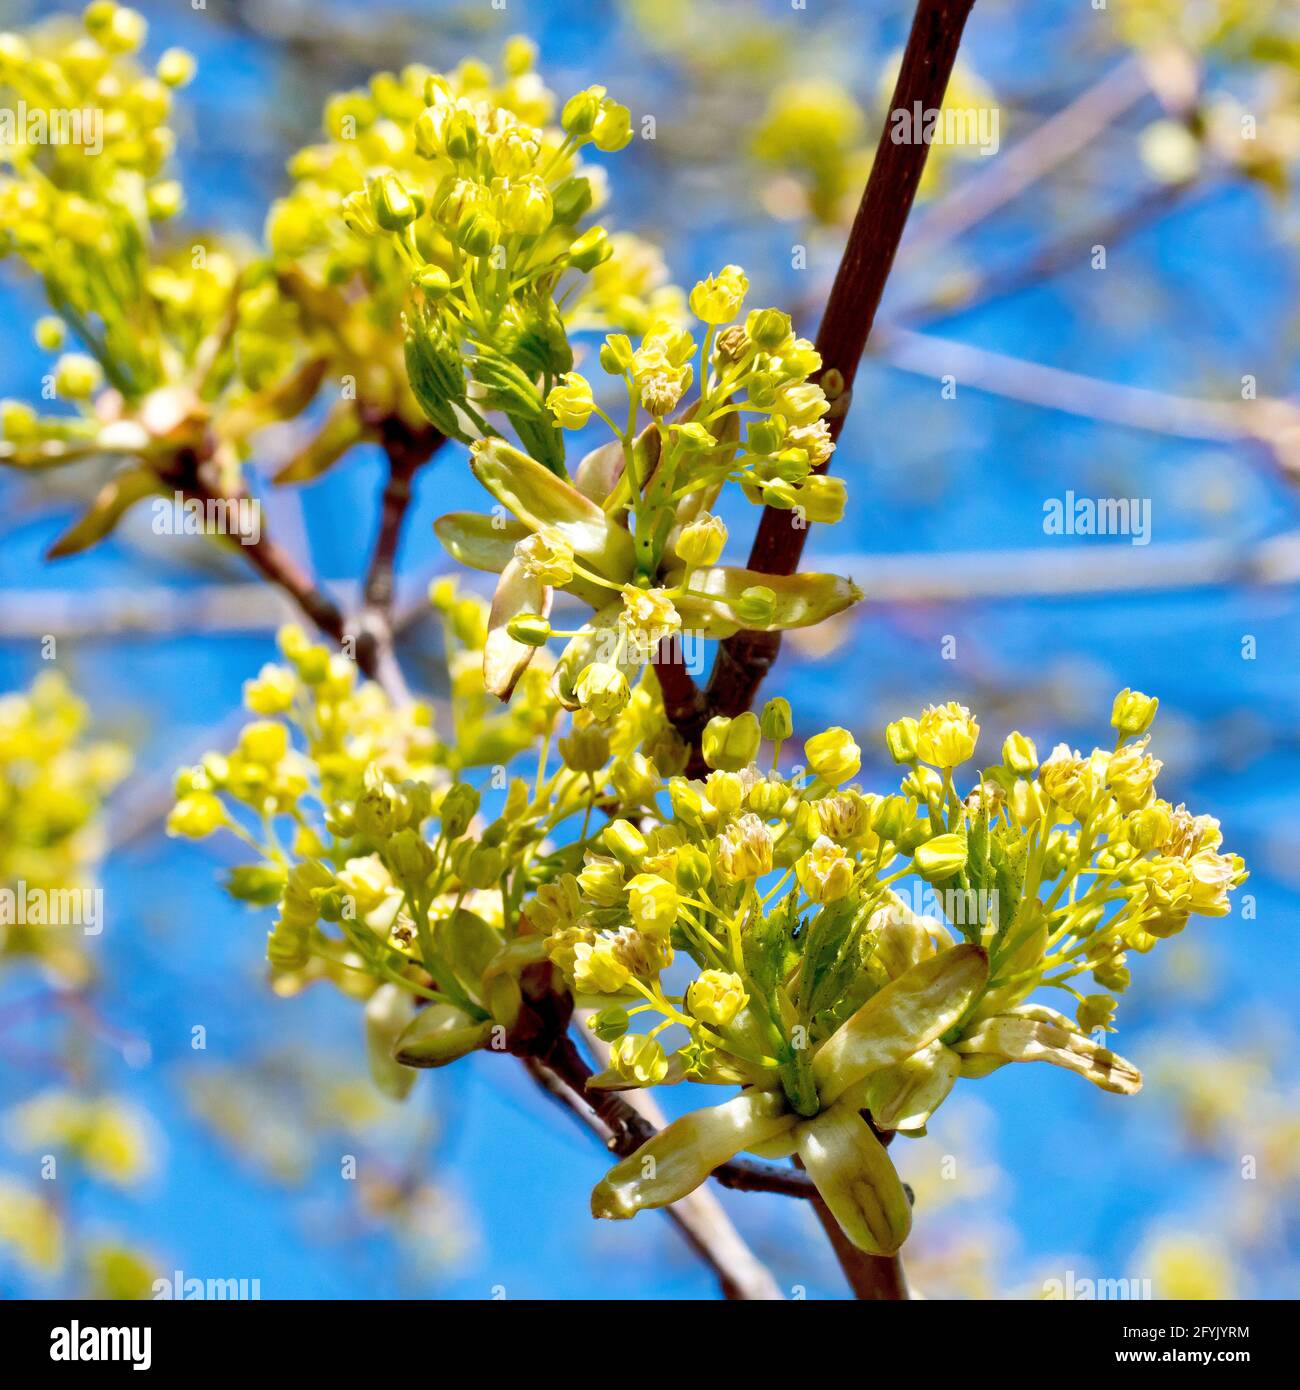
[0,672,129,981]
[434,256,861,707]
[0,4,331,551]
[751,59,999,226]
[178,662,1244,1254]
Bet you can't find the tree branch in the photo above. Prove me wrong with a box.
[179,470,351,650]
[523,1029,804,1301]
[701,0,978,728]
[354,417,446,705]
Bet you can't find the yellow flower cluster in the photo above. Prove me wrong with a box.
[0,5,349,555]
[0,671,129,981]
[273,37,680,474]
[6,1088,153,1186]
[434,253,859,709]
[186,658,1243,1256]
[752,59,999,226]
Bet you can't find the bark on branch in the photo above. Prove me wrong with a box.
[699,0,978,728]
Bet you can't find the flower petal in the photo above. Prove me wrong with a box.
[471,438,634,579]
[677,566,862,636]
[483,557,553,700]
[860,1039,961,1132]
[434,511,530,573]
[953,1007,1142,1095]
[591,1089,794,1219]
[392,1002,493,1068]
[796,1101,911,1254]
[364,984,419,1100]
[813,943,988,1105]
[572,438,626,505]
[46,466,160,558]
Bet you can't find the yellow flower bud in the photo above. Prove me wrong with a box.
[1038,743,1096,818]
[885,717,919,764]
[592,100,633,152]
[676,513,728,568]
[545,372,595,429]
[1002,732,1038,775]
[505,613,552,646]
[463,843,505,890]
[53,354,102,399]
[568,225,611,272]
[702,713,761,772]
[626,873,678,936]
[689,264,749,324]
[574,662,630,722]
[797,835,854,903]
[238,720,289,766]
[437,783,480,838]
[915,702,979,768]
[687,970,748,1027]
[913,832,968,882]
[499,176,553,235]
[675,844,711,892]
[561,86,604,137]
[805,726,861,785]
[415,265,452,299]
[572,936,632,994]
[760,696,793,743]
[793,474,846,525]
[610,1032,668,1085]
[558,712,611,772]
[603,818,648,868]
[1126,802,1172,853]
[156,47,196,87]
[370,173,418,232]
[611,752,659,808]
[167,792,226,839]
[1111,688,1159,738]
[745,308,792,351]
[243,664,296,716]
[34,317,66,352]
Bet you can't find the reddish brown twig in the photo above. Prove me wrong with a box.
[513,969,798,1300]
[700,0,978,728]
[354,416,446,704]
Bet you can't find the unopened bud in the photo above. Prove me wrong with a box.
[701,712,761,772]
